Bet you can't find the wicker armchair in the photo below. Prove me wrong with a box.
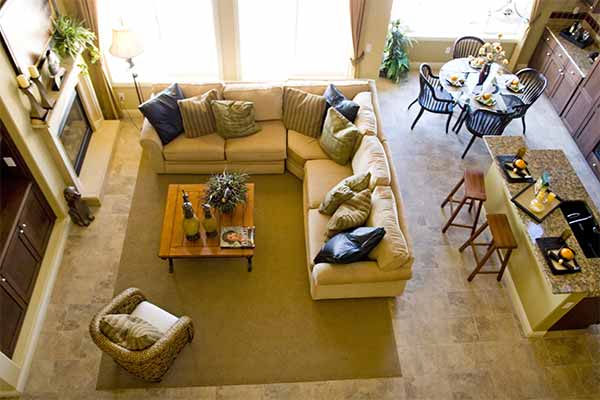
[89,288,194,382]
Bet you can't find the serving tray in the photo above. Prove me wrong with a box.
[536,237,581,275]
[497,155,534,183]
[511,183,562,223]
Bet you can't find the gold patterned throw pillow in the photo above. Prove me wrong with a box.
[283,88,327,138]
[326,189,372,237]
[319,172,371,215]
[211,100,261,139]
[319,107,360,165]
[99,314,163,351]
[178,89,219,138]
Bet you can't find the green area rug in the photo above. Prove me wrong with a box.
[96,155,402,388]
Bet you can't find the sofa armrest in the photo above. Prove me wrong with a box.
[140,119,165,173]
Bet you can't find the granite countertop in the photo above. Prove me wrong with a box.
[484,136,600,296]
[547,24,599,77]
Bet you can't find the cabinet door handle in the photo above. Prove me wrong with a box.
[593,163,598,168]
[20,223,27,229]
[546,52,551,56]
[1,277,6,283]
[559,54,562,58]
[18,229,24,234]
[546,37,550,41]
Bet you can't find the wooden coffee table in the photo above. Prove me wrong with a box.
[159,183,254,273]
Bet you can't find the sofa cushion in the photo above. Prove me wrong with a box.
[130,301,178,334]
[314,227,385,264]
[352,92,377,137]
[367,186,410,271]
[225,120,286,162]
[153,82,223,99]
[99,314,163,351]
[319,108,360,165]
[307,209,330,262]
[284,81,371,100]
[224,83,283,121]
[178,89,219,138]
[324,84,360,123]
[319,172,371,215]
[163,133,225,161]
[312,260,412,285]
[287,130,329,167]
[212,100,261,139]
[304,159,353,209]
[352,136,391,189]
[139,83,184,145]
[326,189,371,237]
[283,88,327,138]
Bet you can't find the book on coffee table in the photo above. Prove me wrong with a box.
[220,226,256,248]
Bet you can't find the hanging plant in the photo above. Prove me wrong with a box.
[379,19,415,84]
[204,171,249,214]
[51,16,100,72]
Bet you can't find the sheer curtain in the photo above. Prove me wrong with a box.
[97,0,220,84]
[238,0,353,81]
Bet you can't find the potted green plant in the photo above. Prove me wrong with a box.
[51,16,100,72]
[380,19,414,83]
[204,171,249,214]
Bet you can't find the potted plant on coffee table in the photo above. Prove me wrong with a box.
[204,171,249,215]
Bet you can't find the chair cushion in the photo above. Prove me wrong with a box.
[352,92,377,137]
[139,83,184,145]
[287,130,329,167]
[304,159,353,209]
[99,314,163,350]
[319,108,360,165]
[319,172,371,215]
[314,227,385,264]
[326,189,372,237]
[352,136,391,189]
[324,84,360,123]
[130,301,179,334]
[283,88,327,137]
[212,100,261,139]
[178,89,219,138]
[223,83,283,121]
[225,120,286,161]
[163,133,225,161]
[367,186,410,271]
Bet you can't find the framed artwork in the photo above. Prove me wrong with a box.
[0,0,57,74]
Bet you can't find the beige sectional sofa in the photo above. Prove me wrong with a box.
[140,80,413,299]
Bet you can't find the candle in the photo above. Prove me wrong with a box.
[16,74,30,89]
[28,65,40,79]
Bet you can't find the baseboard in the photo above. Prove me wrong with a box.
[502,268,547,338]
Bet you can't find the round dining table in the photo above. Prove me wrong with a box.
[439,58,524,114]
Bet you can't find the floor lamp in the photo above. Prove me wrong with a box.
[109,26,144,104]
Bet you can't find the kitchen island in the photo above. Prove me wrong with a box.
[484,136,600,335]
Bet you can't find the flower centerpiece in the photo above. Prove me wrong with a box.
[469,34,510,85]
[204,171,249,214]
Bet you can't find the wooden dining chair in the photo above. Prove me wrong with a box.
[507,68,548,135]
[452,36,485,59]
[408,64,456,133]
[461,109,513,159]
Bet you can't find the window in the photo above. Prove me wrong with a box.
[390,0,535,40]
[237,0,352,81]
[97,0,220,84]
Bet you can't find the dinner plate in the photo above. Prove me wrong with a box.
[475,95,496,107]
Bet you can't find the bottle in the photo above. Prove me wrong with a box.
[182,190,200,241]
[202,204,218,238]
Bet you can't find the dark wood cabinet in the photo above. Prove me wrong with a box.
[563,87,595,135]
[529,40,552,73]
[576,106,600,156]
[583,0,600,13]
[586,152,600,180]
[549,70,580,114]
[550,297,600,330]
[0,120,55,358]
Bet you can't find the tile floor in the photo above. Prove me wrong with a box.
[17,72,600,399]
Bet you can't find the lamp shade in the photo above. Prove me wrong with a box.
[109,27,143,59]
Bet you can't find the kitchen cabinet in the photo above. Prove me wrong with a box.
[562,88,595,135]
[583,0,600,13]
[550,297,600,330]
[586,152,600,180]
[0,120,55,358]
[575,104,600,156]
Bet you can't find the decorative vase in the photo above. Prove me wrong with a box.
[201,204,218,238]
[181,190,200,241]
[478,62,492,86]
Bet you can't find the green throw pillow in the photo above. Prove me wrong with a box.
[99,314,163,351]
[211,100,261,139]
[326,189,372,237]
[319,107,360,165]
[319,172,371,215]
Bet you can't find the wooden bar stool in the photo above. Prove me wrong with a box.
[441,169,486,235]
[459,214,517,282]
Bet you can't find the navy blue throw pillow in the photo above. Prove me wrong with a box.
[323,84,360,123]
[314,227,385,264]
[139,83,185,145]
